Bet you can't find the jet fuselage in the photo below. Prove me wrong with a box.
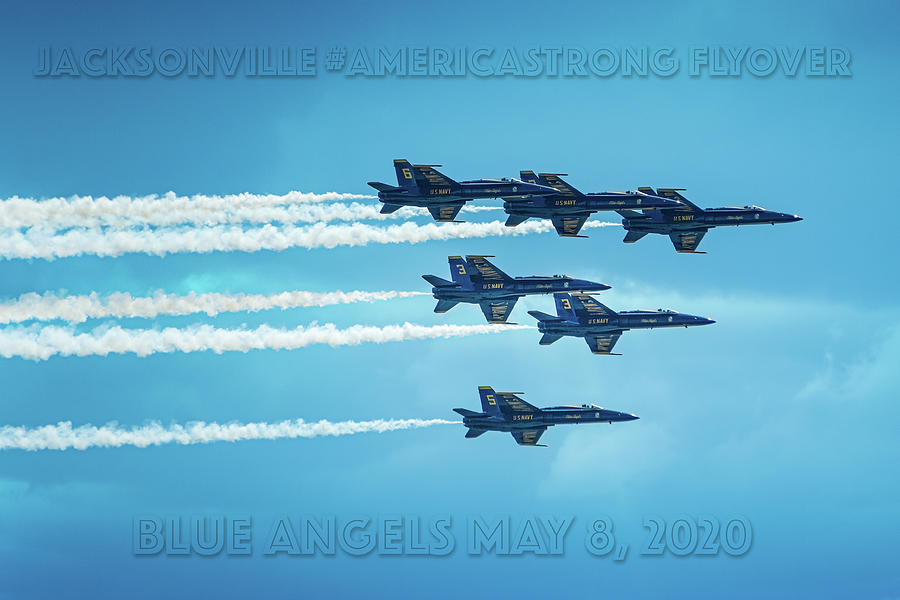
[622,205,803,234]
[536,309,715,337]
[460,406,638,433]
[432,276,610,304]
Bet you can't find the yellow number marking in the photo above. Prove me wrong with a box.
[402,168,413,180]
[486,394,496,405]
[561,298,572,310]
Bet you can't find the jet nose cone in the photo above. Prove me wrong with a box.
[702,318,716,325]
[623,413,639,421]
[574,279,612,291]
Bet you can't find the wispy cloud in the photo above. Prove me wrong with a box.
[0,220,618,261]
[0,417,457,451]
[0,289,428,324]
[0,321,531,360]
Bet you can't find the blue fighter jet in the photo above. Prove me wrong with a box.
[618,188,803,252]
[423,255,611,324]
[529,292,714,355]
[453,386,638,446]
[367,159,559,222]
[503,171,683,237]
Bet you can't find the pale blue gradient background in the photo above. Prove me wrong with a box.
[1,0,898,597]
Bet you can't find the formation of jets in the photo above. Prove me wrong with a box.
[366,159,803,446]
[370,159,802,252]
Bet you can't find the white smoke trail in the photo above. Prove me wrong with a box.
[0,220,618,261]
[0,196,500,229]
[0,322,531,361]
[0,289,429,325]
[0,417,457,451]
[0,191,375,229]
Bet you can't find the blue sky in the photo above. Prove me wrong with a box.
[1,0,898,597]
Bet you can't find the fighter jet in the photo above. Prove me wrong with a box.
[618,188,803,253]
[503,171,683,237]
[453,386,638,447]
[367,160,559,222]
[529,292,714,355]
[423,255,611,324]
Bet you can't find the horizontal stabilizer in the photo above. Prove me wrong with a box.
[465,428,488,439]
[528,310,562,322]
[539,333,563,345]
[368,181,405,193]
[616,209,644,219]
[434,299,460,313]
[422,274,457,288]
[623,230,648,244]
[380,203,404,214]
[505,214,530,227]
[453,408,485,418]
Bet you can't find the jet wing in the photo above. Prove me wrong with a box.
[585,332,623,355]
[538,173,581,197]
[428,203,465,222]
[496,391,540,413]
[656,188,703,212]
[466,255,514,283]
[669,229,708,253]
[414,164,459,187]
[511,428,548,446]
[551,214,591,237]
[570,292,617,317]
[479,298,518,324]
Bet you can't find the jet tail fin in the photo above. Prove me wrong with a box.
[380,203,404,214]
[465,428,488,439]
[448,256,474,288]
[393,159,422,192]
[477,386,503,417]
[553,293,578,320]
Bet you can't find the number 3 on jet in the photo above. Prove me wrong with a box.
[561,298,572,310]
[456,264,466,275]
